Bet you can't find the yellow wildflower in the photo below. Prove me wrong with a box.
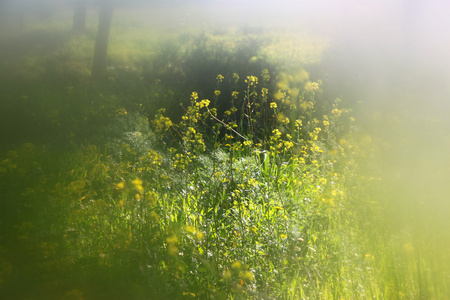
[190,92,199,101]
[272,129,281,138]
[166,234,178,244]
[231,261,242,270]
[365,254,375,260]
[132,178,144,193]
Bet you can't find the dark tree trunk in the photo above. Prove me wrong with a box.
[73,0,87,32]
[92,1,113,79]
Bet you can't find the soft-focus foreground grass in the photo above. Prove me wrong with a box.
[1,6,449,299]
[355,109,450,300]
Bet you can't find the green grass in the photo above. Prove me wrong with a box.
[1,6,449,300]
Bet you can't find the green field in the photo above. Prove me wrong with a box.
[1,4,449,299]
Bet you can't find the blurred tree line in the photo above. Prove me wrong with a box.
[0,0,192,79]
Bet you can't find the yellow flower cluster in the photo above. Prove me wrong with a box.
[153,115,172,133]
[116,108,127,116]
[261,68,270,83]
[196,99,210,109]
[191,91,199,101]
[245,75,258,86]
[304,81,320,92]
[216,74,224,84]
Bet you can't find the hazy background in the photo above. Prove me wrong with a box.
[1,0,450,298]
[2,2,449,157]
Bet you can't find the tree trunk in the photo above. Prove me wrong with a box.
[91,1,113,79]
[73,0,87,32]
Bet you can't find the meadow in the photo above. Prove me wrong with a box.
[1,5,450,300]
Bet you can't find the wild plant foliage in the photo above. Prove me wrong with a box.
[1,21,448,300]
